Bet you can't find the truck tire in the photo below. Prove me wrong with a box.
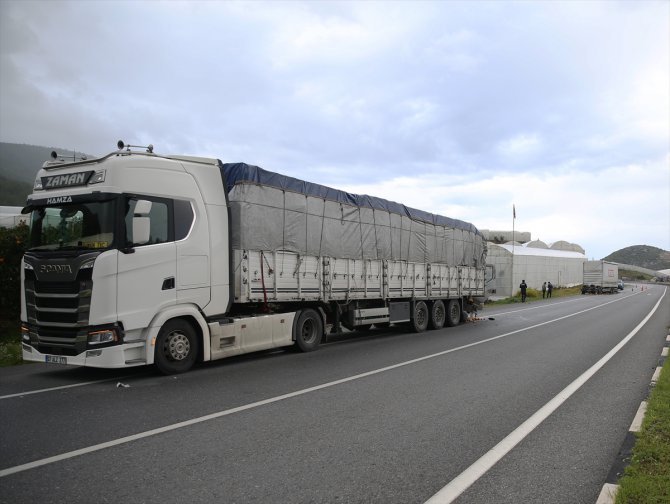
[446,299,461,327]
[412,301,429,333]
[429,300,446,330]
[155,319,198,375]
[294,308,323,352]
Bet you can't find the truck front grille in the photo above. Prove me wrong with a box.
[24,269,93,355]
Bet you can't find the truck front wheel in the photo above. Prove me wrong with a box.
[155,319,199,375]
[294,309,323,352]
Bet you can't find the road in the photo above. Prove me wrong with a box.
[1,285,668,504]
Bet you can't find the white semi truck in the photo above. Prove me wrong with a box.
[581,260,619,294]
[20,142,487,374]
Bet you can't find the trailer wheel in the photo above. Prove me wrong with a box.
[429,300,446,330]
[446,299,461,327]
[294,309,323,352]
[155,319,198,375]
[412,301,429,333]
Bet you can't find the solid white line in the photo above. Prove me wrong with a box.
[0,374,142,400]
[490,291,641,318]
[424,287,666,504]
[0,289,659,478]
[629,401,648,432]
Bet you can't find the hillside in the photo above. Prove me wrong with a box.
[0,142,92,184]
[0,142,93,206]
[604,245,670,272]
[0,175,32,206]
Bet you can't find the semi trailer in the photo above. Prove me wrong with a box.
[20,142,487,374]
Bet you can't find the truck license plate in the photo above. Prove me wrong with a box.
[45,355,67,364]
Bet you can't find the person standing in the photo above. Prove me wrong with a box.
[520,279,528,302]
[542,281,547,299]
[547,281,553,298]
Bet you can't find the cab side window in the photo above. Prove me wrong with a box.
[174,199,194,241]
[124,197,194,246]
[125,197,170,246]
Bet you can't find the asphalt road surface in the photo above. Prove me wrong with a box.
[1,284,668,504]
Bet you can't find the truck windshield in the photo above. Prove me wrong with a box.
[27,200,117,251]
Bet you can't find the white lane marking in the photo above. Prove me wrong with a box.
[424,287,666,504]
[0,374,144,401]
[629,401,648,432]
[487,291,641,318]
[0,289,660,478]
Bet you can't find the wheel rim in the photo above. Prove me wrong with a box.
[449,302,460,323]
[164,331,190,361]
[301,319,316,344]
[435,304,445,325]
[416,303,427,326]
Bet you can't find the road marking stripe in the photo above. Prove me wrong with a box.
[423,287,666,504]
[629,402,647,432]
[0,289,660,478]
[490,291,641,318]
[0,374,143,401]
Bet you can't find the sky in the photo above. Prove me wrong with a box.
[1,0,668,260]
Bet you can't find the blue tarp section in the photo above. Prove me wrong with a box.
[220,162,482,237]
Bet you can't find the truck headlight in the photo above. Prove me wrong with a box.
[88,329,119,345]
[21,325,30,342]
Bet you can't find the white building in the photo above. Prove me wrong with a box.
[0,206,27,228]
[486,241,587,298]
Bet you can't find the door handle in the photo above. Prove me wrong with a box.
[162,277,175,290]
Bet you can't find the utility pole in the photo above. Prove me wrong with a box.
[510,203,516,297]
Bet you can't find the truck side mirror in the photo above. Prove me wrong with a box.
[132,200,152,245]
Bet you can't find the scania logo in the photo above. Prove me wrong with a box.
[40,264,73,274]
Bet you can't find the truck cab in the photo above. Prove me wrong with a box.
[20,143,230,372]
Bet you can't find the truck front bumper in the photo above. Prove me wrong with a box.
[22,341,147,369]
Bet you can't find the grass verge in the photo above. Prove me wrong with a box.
[486,286,582,305]
[615,348,670,503]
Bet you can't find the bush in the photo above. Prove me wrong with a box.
[0,223,28,331]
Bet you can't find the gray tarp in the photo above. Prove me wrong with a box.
[221,162,485,268]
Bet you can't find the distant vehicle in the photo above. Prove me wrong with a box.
[581,260,619,294]
[617,279,624,290]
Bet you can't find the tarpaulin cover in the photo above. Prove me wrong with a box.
[220,162,486,267]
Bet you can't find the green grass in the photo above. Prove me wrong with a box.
[486,286,582,305]
[615,352,670,503]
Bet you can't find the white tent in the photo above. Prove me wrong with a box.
[486,242,586,298]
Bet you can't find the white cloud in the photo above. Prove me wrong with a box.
[1,0,668,259]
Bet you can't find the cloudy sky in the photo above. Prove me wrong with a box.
[1,0,668,259]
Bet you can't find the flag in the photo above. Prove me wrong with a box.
[513,204,516,219]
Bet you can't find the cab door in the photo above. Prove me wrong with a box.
[117,197,177,332]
